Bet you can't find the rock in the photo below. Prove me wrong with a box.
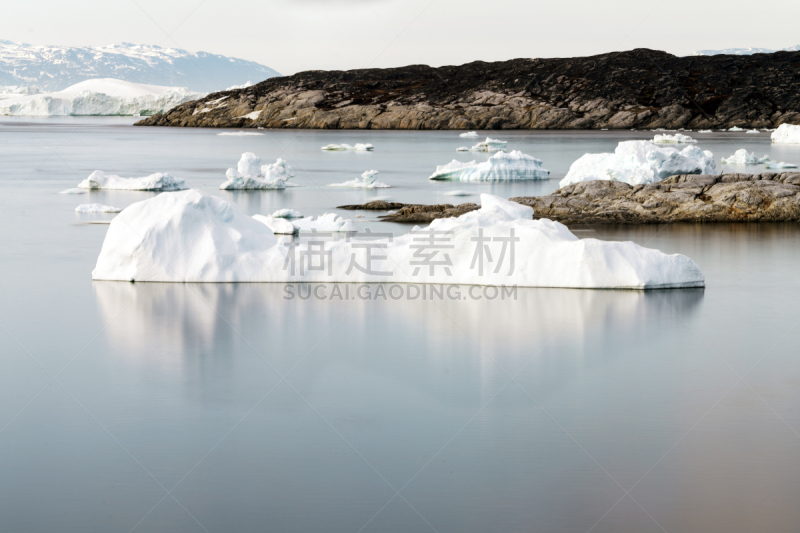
[336,201,480,223]
[135,49,800,130]
[337,200,408,210]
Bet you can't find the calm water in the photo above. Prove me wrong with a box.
[1,118,800,532]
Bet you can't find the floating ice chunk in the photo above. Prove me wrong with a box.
[430,150,550,182]
[91,190,705,289]
[217,131,264,136]
[78,170,186,191]
[560,141,718,187]
[327,170,390,188]
[456,147,469,152]
[746,129,760,134]
[219,154,295,190]
[59,188,86,194]
[652,133,696,143]
[271,209,303,218]
[468,137,508,152]
[764,161,798,169]
[459,131,479,138]
[771,124,800,144]
[253,214,296,234]
[444,190,474,196]
[697,130,713,133]
[321,143,374,151]
[728,126,745,132]
[721,149,771,165]
[292,213,358,232]
[75,203,122,213]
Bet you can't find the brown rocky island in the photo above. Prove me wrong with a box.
[136,49,800,131]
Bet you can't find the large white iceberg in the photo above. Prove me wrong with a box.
[430,150,550,181]
[78,170,186,191]
[91,190,705,289]
[560,141,718,187]
[721,149,770,165]
[75,203,121,213]
[327,170,390,188]
[0,78,205,116]
[771,123,800,144]
[219,153,296,190]
[653,133,696,144]
[321,143,374,151]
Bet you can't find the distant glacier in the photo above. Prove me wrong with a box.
[693,45,800,56]
[0,40,280,92]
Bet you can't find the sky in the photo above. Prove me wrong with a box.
[2,0,800,75]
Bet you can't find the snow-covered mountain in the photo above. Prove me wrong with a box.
[693,45,800,56]
[0,40,281,92]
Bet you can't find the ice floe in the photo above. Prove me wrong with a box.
[456,147,469,152]
[560,141,718,187]
[78,170,186,191]
[219,153,296,190]
[430,150,550,182]
[91,190,705,289]
[771,124,800,144]
[217,131,264,136]
[721,149,770,165]
[75,203,122,213]
[59,188,86,194]
[459,131,480,138]
[271,209,303,218]
[746,129,760,134]
[321,143,374,151]
[467,137,507,152]
[327,170,390,188]
[697,130,713,133]
[652,133,696,144]
[728,126,745,132]
[764,161,798,169]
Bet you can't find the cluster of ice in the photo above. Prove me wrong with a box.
[271,209,303,218]
[327,170,390,188]
[78,170,186,191]
[771,124,800,144]
[217,131,264,136]
[652,133,696,144]
[219,153,296,190]
[430,151,550,181]
[91,190,704,289]
[560,141,718,187]
[0,78,205,116]
[466,137,508,152]
[75,203,121,213]
[721,149,771,165]
[728,126,745,132]
[321,143,374,151]
[459,131,480,138]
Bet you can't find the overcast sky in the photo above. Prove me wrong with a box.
[2,0,799,75]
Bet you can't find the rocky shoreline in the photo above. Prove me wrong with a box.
[136,49,800,130]
[340,173,800,224]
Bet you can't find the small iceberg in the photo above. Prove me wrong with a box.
[456,147,469,152]
[321,143,374,151]
[746,129,760,134]
[217,131,264,136]
[652,133,696,144]
[721,149,770,165]
[219,153,295,190]
[764,161,798,169]
[468,137,507,152]
[75,203,121,213]
[560,140,718,187]
[430,150,550,181]
[327,170,390,188]
[59,188,86,194]
[91,190,705,289]
[697,130,713,133]
[459,131,479,138]
[728,126,745,132]
[271,208,303,218]
[78,170,186,191]
[771,124,800,144]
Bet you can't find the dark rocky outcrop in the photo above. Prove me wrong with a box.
[137,49,800,130]
[339,202,479,223]
[512,173,800,224]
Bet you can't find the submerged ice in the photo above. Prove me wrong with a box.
[430,151,550,181]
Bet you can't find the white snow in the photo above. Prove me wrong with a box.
[327,170,390,188]
[75,203,121,213]
[764,161,798,169]
[0,78,205,116]
[692,46,800,56]
[321,143,374,151]
[78,170,186,191]
[771,124,800,144]
[217,131,263,136]
[652,133,696,144]
[271,209,304,219]
[226,81,254,90]
[721,149,771,165]
[560,141,718,187]
[430,150,550,182]
[467,137,508,152]
[239,110,262,120]
[459,131,480,138]
[219,154,296,190]
[728,126,745,132]
[91,190,705,289]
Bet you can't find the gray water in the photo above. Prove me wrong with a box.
[1,118,800,532]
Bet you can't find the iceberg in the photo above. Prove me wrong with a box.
[0,78,205,116]
[430,150,550,182]
[764,161,798,169]
[728,126,745,132]
[327,170,390,188]
[652,133,696,144]
[78,170,186,191]
[468,137,507,152]
[456,147,469,152]
[697,129,713,133]
[459,131,479,138]
[746,129,760,134]
[321,143,374,151]
[59,188,86,194]
[271,209,303,218]
[91,190,705,289]
[560,141,718,187]
[771,123,800,144]
[219,153,296,190]
[721,149,770,165]
[75,203,121,213]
